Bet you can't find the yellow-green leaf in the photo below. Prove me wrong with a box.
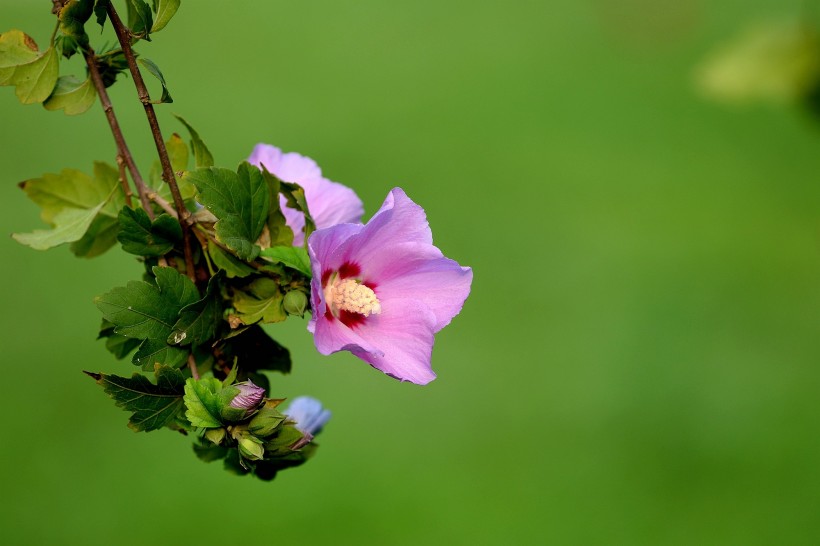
[43,75,97,115]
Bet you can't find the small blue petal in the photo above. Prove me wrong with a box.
[285,396,332,436]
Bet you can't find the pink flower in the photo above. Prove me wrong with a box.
[307,188,472,385]
[248,144,364,246]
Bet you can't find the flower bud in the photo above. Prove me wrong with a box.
[283,290,308,317]
[229,380,265,411]
[248,406,286,438]
[238,434,265,461]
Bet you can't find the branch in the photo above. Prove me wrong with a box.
[106,3,197,282]
[84,48,156,216]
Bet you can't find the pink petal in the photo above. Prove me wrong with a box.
[350,298,438,385]
[335,188,433,267]
[249,143,364,246]
[369,243,473,332]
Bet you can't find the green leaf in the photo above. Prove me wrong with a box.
[207,240,256,278]
[149,133,195,202]
[223,325,291,374]
[260,167,294,247]
[183,377,223,428]
[98,319,141,359]
[232,278,286,325]
[43,75,97,115]
[169,274,223,346]
[166,132,188,172]
[279,180,316,245]
[70,213,119,258]
[85,365,185,432]
[19,162,122,224]
[259,246,311,277]
[126,0,153,40]
[95,266,199,341]
[151,0,180,32]
[138,57,172,103]
[0,30,59,104]
[132,338,187,370]
[13,202,104,250]
[0,31,39,85]
[187,163,270,260]
[93,0,109,29]
[173,115,214,168]
[117,207,181,256]
[59,0,95,51]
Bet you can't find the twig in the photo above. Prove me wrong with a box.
[115,155,134,208]
[84,48,154,217]
[187,354,200,380]
[147,192,178,219]
[106,3,196,282]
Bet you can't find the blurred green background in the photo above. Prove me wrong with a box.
[2,1,820,544]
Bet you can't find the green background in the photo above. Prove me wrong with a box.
[2,1,820,544]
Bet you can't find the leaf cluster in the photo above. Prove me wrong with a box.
[0,0,179,114]
[7,4,326,481]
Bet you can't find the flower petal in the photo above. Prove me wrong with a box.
[249,143,364,245]
[371,244,473,332]
[351,298,438,385]
[335,188,433,267]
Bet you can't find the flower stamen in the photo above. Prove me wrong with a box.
[324,274,381,318]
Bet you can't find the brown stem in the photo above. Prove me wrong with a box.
[106,3,196,282]
[147,192,178,218]
[115,155,134,208]
[187,354,200,380]
[84,48,154,217]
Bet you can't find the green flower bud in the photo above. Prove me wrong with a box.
[204,428,226,446]
[248,407,286,438]
[238,434,265,461]
[283,290,308,317]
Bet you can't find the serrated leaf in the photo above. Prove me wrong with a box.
[233,278,286,325]
[126,0,153,40]
[183,377,223,428]
[132,338,187,370]
[173,114,214,168]
[187,163,270,261]
[117,207,181,256]
[86,365,185,431]
[259,246,311,277]
[169,274,223,346]
[43,75,97,115]
[207,240,256,278]
[0,32,59,105]
[95,266,199,341]
[151,0,180,32]
[13,202,104,250]
[138,57,172,103]
[70,213,119,258]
